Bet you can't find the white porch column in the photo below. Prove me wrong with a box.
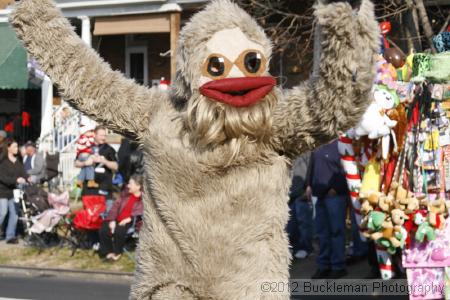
[78,16,92,46]
[39,75,53,150]
[77,16,95,130]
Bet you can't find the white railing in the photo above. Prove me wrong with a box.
[38,104,81,189]
[59,148,79,188]
[53,106,80,153]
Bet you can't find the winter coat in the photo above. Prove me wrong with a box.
[0,157,27,199]
[105,189,144,222]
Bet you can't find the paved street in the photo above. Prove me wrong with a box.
[290,254,407,299]
[0,274,130,300]
[0,253,409,300]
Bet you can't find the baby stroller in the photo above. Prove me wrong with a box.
[18,184,50,238]
[27,191,70,248]
[68,195,106,255]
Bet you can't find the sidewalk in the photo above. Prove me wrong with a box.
[0,238,135,275]
[290,253,370,279]
[0,238,371,279]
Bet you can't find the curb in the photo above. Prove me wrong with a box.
[0,265,134,283]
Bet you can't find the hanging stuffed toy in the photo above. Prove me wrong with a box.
[354,85,398,140]
[10,0,380,298]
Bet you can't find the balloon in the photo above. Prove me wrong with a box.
[383,48,405,68]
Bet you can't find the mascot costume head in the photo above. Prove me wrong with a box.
[174,2,276,161]
[10,0,379,298]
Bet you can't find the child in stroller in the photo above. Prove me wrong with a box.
[98,174,143,261]
[19,185,69,248]
[30,191,70,235]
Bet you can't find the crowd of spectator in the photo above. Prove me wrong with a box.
[0,126,145,260]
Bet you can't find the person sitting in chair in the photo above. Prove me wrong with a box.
[98,174,143,261]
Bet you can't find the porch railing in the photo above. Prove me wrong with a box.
[38,105,81,189]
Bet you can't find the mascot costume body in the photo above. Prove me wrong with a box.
[10,0,379,298]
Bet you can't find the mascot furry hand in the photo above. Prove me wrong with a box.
[10,0,379,299]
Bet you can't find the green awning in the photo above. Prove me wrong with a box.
[0,23,28,89]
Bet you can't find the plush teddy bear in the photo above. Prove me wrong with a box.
[378,227,407,255]
[387,104,407,155]
[361,190,383,207]
[354,85,398,140]
[389,181,414,210]
[359,190,383,228]
[404,196,421,214]
[379,194,394,212]
[389,209,409,247]
[359,200,375,229]
[428,198,447,229]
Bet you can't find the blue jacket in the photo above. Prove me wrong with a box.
[308,140,348,199]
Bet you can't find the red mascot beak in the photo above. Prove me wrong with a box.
[199,76,276,108]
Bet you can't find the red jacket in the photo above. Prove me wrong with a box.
[105,189,144,222]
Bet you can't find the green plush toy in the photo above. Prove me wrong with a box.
[378,228,407,254]
[414,212,436,243]
[415,222,436,243]
[378,239,395,254]
[367,211,386,232]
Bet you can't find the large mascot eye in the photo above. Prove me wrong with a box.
[236,49,267,77]
[202,54,231,79]
[244,52,262,73]
[207,56,225,77]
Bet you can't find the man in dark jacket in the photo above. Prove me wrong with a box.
[308,139,349,279]
[75,126,118,199]
[118,138,144,183]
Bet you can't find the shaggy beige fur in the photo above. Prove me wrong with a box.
[10,0,379,299]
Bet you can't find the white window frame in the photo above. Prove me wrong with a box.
[125,46,148,86]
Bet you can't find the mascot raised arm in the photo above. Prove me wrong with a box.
[10,0,379,299]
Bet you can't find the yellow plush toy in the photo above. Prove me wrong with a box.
[360,158,381,195]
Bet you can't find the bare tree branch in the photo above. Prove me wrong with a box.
[414,0,437,53]
[236,0,447,78]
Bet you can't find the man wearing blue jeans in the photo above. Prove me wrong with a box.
[308,140,349,279]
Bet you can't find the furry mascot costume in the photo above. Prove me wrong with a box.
[10,0,379,298]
